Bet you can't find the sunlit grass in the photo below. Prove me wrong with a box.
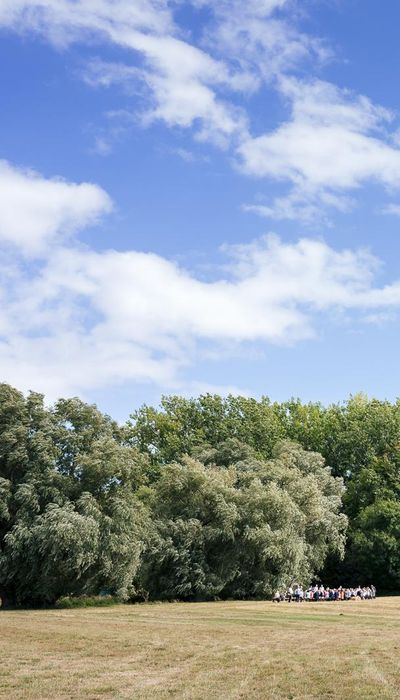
[1,597,399,699]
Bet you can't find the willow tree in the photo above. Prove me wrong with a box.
[137,440,347,600]
[0,385,150,607]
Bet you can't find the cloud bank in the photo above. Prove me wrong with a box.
[1,161,400,399]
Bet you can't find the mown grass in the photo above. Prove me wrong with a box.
[1,597,399,699]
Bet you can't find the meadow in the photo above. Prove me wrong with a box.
[1,597,399,699]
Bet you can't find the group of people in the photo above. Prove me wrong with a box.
[273,584,376,602]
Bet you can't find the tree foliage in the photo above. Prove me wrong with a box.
[0,385,149,607]
[1,384,400,606]
[126,440,346,600]
[130,393,400,590]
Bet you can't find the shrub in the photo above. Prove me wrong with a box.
[55,595,121,608]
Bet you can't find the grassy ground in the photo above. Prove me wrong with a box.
[1,597,399,699]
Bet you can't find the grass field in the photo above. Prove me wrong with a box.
[1,598,399,699]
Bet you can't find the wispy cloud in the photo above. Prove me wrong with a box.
[240,78,400,221]
[0,0,251,145]
[381,203,400,216]
[196,0,329,79]
[2,0,400,221]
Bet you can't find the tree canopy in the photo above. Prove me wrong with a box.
[0,385,149,607]
[138,441,346,600]
[1,384,399,607]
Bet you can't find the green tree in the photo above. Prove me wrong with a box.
[0,385,150,607]
[128,394,285,464]
[349,500,400,589]
[138,441,346,600]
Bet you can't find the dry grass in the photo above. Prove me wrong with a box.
[1,597,399,699]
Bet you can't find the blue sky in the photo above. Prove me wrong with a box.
[1,1,400,420]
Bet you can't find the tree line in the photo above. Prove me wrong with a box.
[0,384,399,607]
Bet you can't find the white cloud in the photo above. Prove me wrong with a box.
[129,34,249,145]
[244,190,354,226]
[3,4,400,404]
[0,0,327,151]
[4,1,399,218]
[0,0,250,145]
[0,0,173,40]
[82,60,143,91]
[240,78,400,221]
[382,203,400,216]
[191,0,288,11]
[2,225,400,400]
[195,0,329,80]
[0,160,112,255]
